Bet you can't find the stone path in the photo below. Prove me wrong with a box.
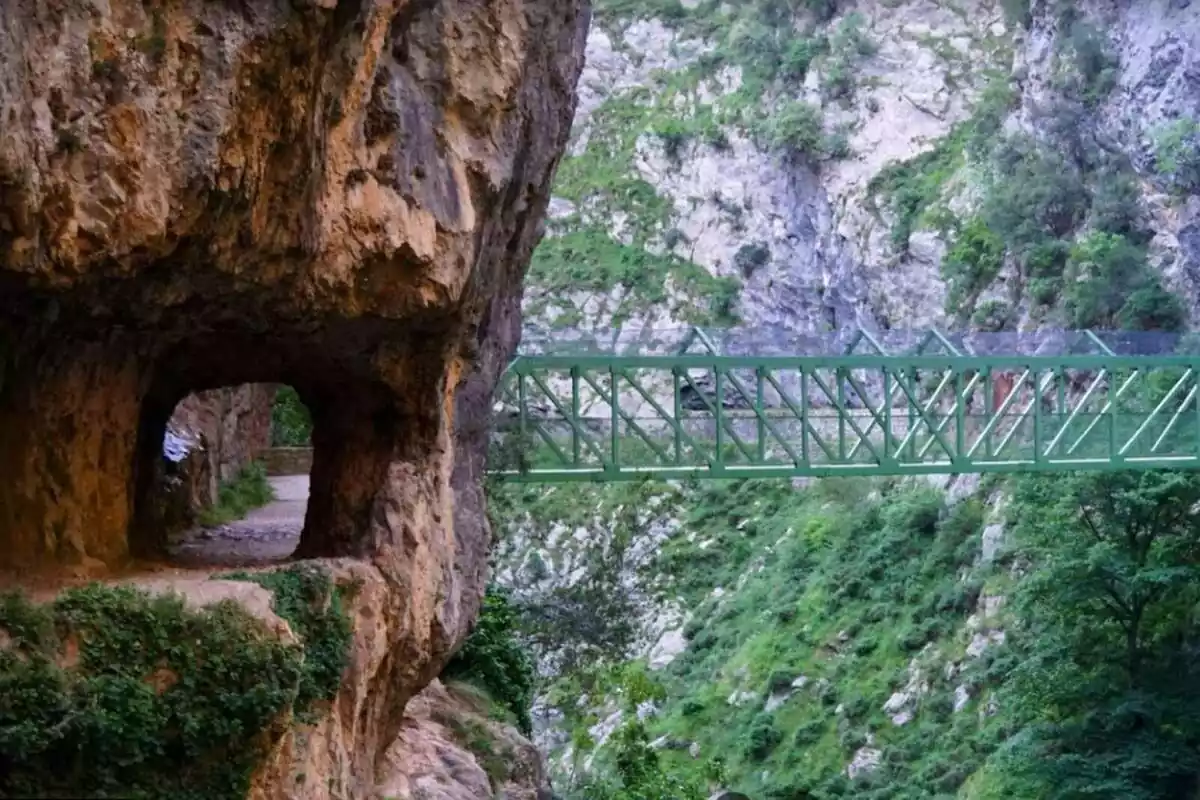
[169,475,310,567]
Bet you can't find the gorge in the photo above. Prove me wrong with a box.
[4,0,1200,798]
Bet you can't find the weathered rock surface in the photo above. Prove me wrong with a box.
[377,679,552,800]
[169,384,276,501]
[0,0,590,795]
[0,0,589,573]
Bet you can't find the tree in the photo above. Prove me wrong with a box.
[443,587,536,734]
[567,667,709,800]
[993,471,1200,798]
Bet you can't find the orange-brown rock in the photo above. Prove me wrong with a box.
[170,383,277,502]
[0,0,589,790]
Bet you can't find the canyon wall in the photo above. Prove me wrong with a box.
[0,0,589,795]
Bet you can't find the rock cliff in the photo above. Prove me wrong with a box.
[0,0,589,796]
[492,0,1200,793]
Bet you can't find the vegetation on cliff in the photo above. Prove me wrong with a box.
[0,566,351,799]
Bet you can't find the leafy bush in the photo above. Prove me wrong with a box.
[869,130,965,252]
[821,12,875,100]
[941,216,1005,312]
[780,35,826,83]
[270,385,312,446]
[768,100,825,156]
[1088,166,1147,242]
[1153,116,1200,193]
[1062,232,1185,332]
[653,119,692,163]
[983,140,1087,253]
[970,299,1013,332]
[1061,21,1119,105]
[743,712,783,760]
[0,584,309,799]
[1000,0,1032,28]
[225,564,352,718]
[443,587,536,735]
[196,460,275,527]
[995,471,1200,798]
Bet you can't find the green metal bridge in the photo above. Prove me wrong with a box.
[491,328,1200,482]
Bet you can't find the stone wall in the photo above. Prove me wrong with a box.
[169,384,277,507]
[260,447,315,477]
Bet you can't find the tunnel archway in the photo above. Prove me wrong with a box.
[140,383,312,567]
[120,330,450,569]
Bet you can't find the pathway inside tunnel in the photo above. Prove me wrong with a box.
[168,474,311,567]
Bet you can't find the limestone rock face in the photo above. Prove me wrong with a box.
[0,0,590,570]
[0,0,589,790]
[375,679,552,800]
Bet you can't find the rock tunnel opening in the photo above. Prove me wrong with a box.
[151,384,314,568]
[0,314,456,581]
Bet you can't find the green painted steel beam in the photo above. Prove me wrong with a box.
[490,345,1200,482]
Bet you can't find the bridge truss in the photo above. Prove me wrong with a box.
[491,328,1200,482]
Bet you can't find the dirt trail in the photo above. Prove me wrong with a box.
[168,475,308,567]
[0,475,310,596]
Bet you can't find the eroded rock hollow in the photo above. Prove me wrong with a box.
[0,0,588,568]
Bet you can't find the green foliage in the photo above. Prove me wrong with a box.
[443,587,536,735]
[767,101,825,156]
[1058,21,1119,106]
[868,74,1016,254]
[0,584,305,799]
[941,216,1005,313]
[196,460,275,527]
[270,385,312,446]
[575,481,1004,797]
[1062,232,1185,332]
[1087,166,1147,243]
[1000,0,1032,29]
[821,12,876,100]
[990,471,1200,798]
[869,129,966,252]
[565,666,708,800]
[983,140,1088,255]
[1152,116,1200,194]
[224,565,352,719]
[526,227,740,326]
[969,299,1013,332]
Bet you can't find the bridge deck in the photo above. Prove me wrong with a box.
[491,329,1200,481]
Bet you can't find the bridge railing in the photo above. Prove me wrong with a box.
[491,348,1200,481]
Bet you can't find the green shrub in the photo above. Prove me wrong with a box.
[527,227,740,326]
[1062,21,1118,105]
[653,119,692,163]
[1001,0,1032,28]
[1153,116,1200,193]
[743,712,783,760]
[734,242,771,277]
[224,564,352,718]
[197,460,275,527]
[768,101,825,156]
[869,128,966,251]
[1089,167,1147,241]
[0,585,307,799]
[983,140,1087,253]
[1063,232,1186,332]
[941,216,1005,312]
[443,587,535,735]
[970,299,1013,332]
[780,36,826,83]
[270,385,312,446]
